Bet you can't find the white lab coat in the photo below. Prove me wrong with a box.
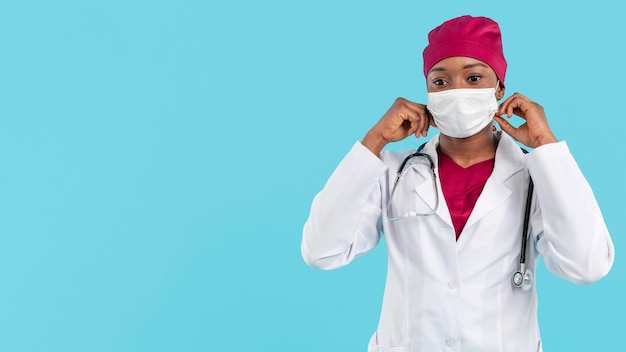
[302,132,614,352]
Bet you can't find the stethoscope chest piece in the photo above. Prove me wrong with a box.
[512,263,533,291]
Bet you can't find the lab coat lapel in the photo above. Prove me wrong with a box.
[462,133,526,232]
[463,176,511,230]
[412,136,454,227]
[412,168,450,223]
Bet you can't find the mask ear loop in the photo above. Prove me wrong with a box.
[493,80,502,132]
[495,80,503,100]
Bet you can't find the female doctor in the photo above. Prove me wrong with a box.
[301,15,614,352]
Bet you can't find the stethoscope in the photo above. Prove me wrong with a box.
[512,173,534,291]
[387,143,535,290]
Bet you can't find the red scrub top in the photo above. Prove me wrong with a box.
[437,150,495,239]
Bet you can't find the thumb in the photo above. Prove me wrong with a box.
[493,115,516,136]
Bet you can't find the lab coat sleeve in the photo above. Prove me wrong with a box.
[301,141,388,270]
[527,141,614,285]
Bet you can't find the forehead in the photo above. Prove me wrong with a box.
[427,56,493,75]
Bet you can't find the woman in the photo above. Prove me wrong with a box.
[302,15,614,351]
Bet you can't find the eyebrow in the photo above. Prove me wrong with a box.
[462,62,490,70]
[428,62,490,74]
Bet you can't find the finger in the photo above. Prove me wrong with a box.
[499,93,532,118]
[493,115,517,137]
[409,107,427,137]
[406,120,419,138]
[402,109,423,127]
[418,118,428,137]
[421,109,433,137]
[403,102,434,136]
[403,99,426,110]
[399,113,420,134]
[497,94,517,117]
[414,117,426,138]
[503,98,521,119]
[401,107,423,137]
[397,101,421,120]
[497,93,512,115]
[429,109,437,128]
[407,105,430,138]
[394,112,419,137]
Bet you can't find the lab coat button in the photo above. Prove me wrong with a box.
[445,337,456,346]
[447,280,457,289]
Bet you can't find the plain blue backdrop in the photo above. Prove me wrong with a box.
[0,0,623,351]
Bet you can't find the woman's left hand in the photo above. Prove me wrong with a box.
[494,92,558,148]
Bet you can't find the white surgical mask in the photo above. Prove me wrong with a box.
[427,85,499,138]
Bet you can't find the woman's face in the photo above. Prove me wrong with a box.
[426,56,504,98]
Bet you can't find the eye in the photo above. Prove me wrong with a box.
[467,75,482,83]
[433,78,446,86]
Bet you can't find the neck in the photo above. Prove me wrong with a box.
[438,127,498,168]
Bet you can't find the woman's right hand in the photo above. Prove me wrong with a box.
[362,98,433,155]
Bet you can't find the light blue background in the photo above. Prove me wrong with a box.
[1,1,623,351]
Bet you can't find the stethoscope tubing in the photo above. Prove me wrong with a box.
[520,178,534,265]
